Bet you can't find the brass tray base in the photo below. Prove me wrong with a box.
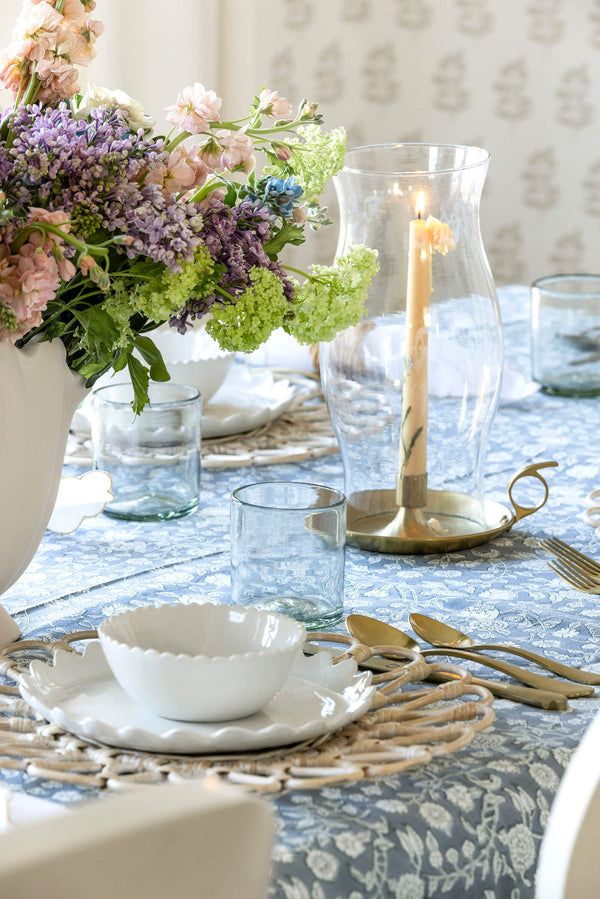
[346,461,558,555]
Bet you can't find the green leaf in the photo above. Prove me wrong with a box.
[112,349,130,373]
[131,334,170,382]
[80,361,112,387]
[264,222,305,258]
[127,355,150,415]
[74,306,120,358]
[223,182,238,207]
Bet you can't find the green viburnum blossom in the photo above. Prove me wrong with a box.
[111,244,216,326]
[206,268,288,353]
[286,244,379,345]
[71,244,219,393]
[96,279,136,340]
[286,125,347,199]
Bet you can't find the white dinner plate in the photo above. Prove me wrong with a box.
[19,642,375,754]
[201,365,297,438]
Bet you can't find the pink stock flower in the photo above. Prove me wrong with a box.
[182,144,211,188]
[14,244,60,315]
[144,146,209,197]
[0,0,102,99]
[258,89,292,119]
[78,254,96,276]
[273,143,292,162]
[27,207,71,229]
[0,244,58,342]
[76,18,104,62]
[0,49,28,95]
[35,55,79,100]
[166,83,222,134]
[164,146,209,193]
[199,130,255,174]
[0,208,75,342]
[61,0,88,26]
[55,252,76,280]
[16,1,63,36]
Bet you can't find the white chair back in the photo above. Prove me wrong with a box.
[0,778,274,899]
[537,709,600,898]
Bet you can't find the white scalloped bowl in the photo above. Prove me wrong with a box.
[164,355,234,401]
[150,322,235,401]
[98,603,306,722]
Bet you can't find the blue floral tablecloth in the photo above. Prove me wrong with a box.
[2,285,600,898]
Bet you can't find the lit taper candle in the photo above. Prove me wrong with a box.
[398,192,454,507]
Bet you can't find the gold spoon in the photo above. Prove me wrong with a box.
[345,615,567,710]
[409,613,600,686]
[346,613,592,699]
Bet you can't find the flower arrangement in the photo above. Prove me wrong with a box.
[0,0,378,411]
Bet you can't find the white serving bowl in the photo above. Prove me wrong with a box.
[164,355,234,401]
[97,603,306,722]
[150,321,235,401]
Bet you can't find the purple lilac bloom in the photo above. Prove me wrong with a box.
[0,144,12,185]
[1,103,203,270]
[123,183,204,271]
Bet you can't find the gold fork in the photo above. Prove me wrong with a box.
[540,538,600,593]
[541,537,600,576]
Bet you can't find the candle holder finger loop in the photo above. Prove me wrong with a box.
[507,460,559,523]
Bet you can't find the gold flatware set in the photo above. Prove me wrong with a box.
[304,539,600,712]
[304,607,600,712]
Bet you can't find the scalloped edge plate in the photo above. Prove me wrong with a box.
[19,643,374,754]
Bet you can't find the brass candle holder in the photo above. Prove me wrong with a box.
[344,461,558,554]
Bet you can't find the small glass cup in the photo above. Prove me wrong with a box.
[92,382,201,521]
[230,481,346,630]
[531,274,600,396]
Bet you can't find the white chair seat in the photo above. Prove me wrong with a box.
[0,778,273,899]
[537,709,600,898]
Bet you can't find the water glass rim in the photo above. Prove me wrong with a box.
[93,382,201,408]
[231,480,346,512]
[532,273,600,297]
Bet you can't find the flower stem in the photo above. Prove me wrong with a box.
[282,263,311,280]
[163,130,189,153]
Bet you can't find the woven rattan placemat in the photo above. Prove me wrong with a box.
[0,632,494,794]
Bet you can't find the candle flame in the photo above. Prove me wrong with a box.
[416,191,425,219]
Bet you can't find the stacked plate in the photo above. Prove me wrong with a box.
[19,604,375,754]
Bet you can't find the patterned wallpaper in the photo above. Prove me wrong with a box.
[1,0,599,286]
[232,0,600,286]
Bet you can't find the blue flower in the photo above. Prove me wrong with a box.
[264,176,303,219]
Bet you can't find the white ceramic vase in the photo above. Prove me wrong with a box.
[0,340,88,641]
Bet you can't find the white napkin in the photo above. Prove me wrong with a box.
[47,471,113,534]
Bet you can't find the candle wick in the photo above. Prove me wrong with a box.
[417,211,422,220]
